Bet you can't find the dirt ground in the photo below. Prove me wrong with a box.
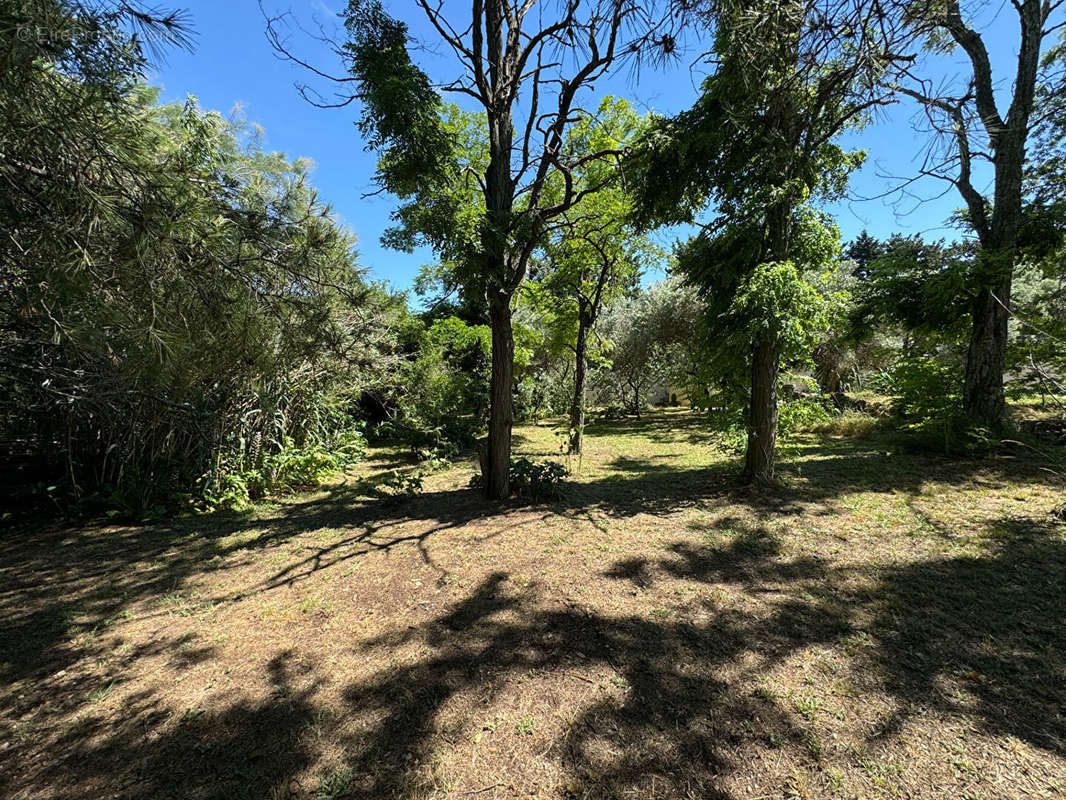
[2,409,1064,799]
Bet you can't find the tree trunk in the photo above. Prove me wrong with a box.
[963,275,1011,427]
[485,290,514,499]
[568,315,590,454]
[739,194,791,485]
[742,338,781,485]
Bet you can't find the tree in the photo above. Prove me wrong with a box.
[271,0,670,498]
[596,276,701,416]
[675,208,844,422]
[631,0,907,483]
[894,0,1065,426]
[849,234,975,338]
[1,6,391,506]
[531,97,660,453]
[845,229,886,278]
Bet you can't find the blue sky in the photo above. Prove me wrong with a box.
[151,1,1042,292]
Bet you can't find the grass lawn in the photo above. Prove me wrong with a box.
[2,409,1064,799]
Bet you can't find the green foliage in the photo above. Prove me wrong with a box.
[385,315,491,451]
[849,234,974,338]
[889,357,961,419]
[882,357,999,454]
[676,211,845,414]
[509,458,569,501]
[379,470,425,498]
[1008,260,1066,401]
[0,9,389,512]
[204,432,366,511]
[726,260,837,361]
[469,457,569,501]
[594,277,702,414]
[778,397,833,435]
[343,1,455,201]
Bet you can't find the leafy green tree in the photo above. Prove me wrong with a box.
[1,7,392,508]
[845,230,886,278]
[849,234,974,340]
[286,0,668,498]
[394,316,492,451]
[894,0,1064,426]
[595,276,702,416]
[530,97,661,453]
[675,209,845,422]
[631,0,905,483]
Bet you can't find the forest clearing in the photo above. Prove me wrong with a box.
[3,410,1064,799]
[4,1,1066,798]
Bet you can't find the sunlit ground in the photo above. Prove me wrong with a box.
[2,409,1064,799]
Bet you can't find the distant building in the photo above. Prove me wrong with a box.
[650,384,690,407]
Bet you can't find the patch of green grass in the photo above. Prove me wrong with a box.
[515,717,536,736]
[315,768,353,800]
[85,682,114,705]
[793,694,822,721]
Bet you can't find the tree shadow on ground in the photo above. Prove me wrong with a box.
[3,416,1064,798]
[4,427,1055,690]
[21,530,850,799]
[868,516,1066,754]
[12,510,1063,799]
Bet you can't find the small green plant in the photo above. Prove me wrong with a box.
[794,693,822,721]
[778,396,833,435]
[468,457,569,501]
[416,447,452,472]
[515,717,536,735]
[509,457,569,500]
[380,470,425,497]
[315,767,354,800]
[204,430,368,511]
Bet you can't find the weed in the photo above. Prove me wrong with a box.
[515,717,536,736]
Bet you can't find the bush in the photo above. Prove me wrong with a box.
[510,458,569,500]
[886,357,1000,454]
[890,357,962,420]
[203,430,367,511]
[778,396,833,434]
[0,74,391,515]
[469,457,569,501]
[379,470,425,497]
[589,405,628,422]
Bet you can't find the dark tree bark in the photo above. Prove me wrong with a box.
[740,195,793,485]
[486,289,514,499]
[900,0,1052,426]
[568,312,591,454]
[742,338,782,484]
[964,275,1012,426]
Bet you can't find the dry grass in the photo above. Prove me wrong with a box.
[2,408,1065,800]
[806,411,883,438]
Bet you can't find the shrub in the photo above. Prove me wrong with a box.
[379,470,425,497]
[887,357,999,453]
[204,430,367,511]
[510,458,569,500]
[778,396,833,434]
[469,457,569,501]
